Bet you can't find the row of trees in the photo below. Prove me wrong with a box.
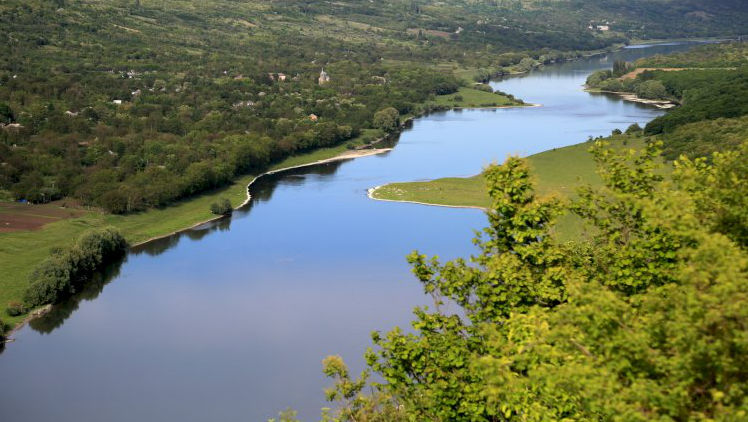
[24,227,128,308]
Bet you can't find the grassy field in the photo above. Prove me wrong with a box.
[371,136,658,241]
[430,87,522,108]
[0,138,367,326]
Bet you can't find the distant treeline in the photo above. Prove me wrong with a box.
[23,227,128,308]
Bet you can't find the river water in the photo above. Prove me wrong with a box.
[1,42,704,421]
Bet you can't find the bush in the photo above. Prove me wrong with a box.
[452,95,463,102]
[6,302,25,317]
[626,123,643,134]
[612,128,622,135]
[23,227,128,308]
[210,198,233,215]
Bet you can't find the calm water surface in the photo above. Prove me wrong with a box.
[1,42,705,421]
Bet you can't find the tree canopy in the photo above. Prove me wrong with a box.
[323,138,748,421]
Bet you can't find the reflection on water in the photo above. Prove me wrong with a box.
[0,41,711,422]
[29,258,127,334]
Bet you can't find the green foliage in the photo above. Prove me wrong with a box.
[23,227,127,308]
[354,138,748,421]
[625,122,643,134]
[635,79,668,100]
[267,408,300,422]
[0,102,13,124]
[321,355,406,422]
[1,1,744,215]
[209,198,233,216]
[661,115,748,160]
[473,83,493,93]
[636,41,748,68]
[612,59,631,77]
[5,301,25,317]
[645,68,748,135]
[372,107,400,131]
[585,43,748,144]
[674,142,748,248]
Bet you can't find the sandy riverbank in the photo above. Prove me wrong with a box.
[585,88,676,109]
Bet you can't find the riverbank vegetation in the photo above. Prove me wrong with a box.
[585,42,748,140]
[23,227,127,309]
[325,137,748,421]
[209,198,233,216]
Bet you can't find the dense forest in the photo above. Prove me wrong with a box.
[1,1,745,214]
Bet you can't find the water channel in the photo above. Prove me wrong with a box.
[0,41,706,422]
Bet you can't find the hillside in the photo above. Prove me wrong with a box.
[1,1,745,213]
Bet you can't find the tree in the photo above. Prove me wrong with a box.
[635,79,668,100]
[373,107,400,131]
[612,59,630,77]
[0,102,13,124]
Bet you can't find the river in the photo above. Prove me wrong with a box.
[0,41,706,422]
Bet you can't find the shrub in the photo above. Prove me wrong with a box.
[452,95,463,102]
[210,198,233,215]
[626,123,643,134]
[612,128,622,135]
[6,302,25,317]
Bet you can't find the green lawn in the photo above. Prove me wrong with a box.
[0,139,364,327]
[371,136,658,241]
[430,87,523,108]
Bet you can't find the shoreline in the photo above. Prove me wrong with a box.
[585,87,677,109]
[131,148,394,248]
[367,185,488,211]
[4,147,394,340]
